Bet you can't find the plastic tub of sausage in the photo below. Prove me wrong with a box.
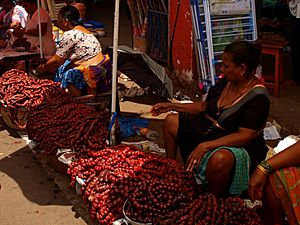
[112,199,152,225]
[0,106,27,130]
[75,176,86,195]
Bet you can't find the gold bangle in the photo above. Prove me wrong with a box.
[259,160,273,173]
[257,165,269,176]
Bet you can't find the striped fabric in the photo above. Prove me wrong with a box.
[194,146,250,195]
[270,167,300,225]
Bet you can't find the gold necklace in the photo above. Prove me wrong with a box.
[217,78,255,115]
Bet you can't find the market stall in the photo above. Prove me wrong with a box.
[0,48,39,61]
[0,2,266,224]
[0,68,264,224]
[0,48,40,72]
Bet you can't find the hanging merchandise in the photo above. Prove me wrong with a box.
[212,19,245,52]
[190,0,212,92]
[190,0,257,92]
[127,0,148,37]
[209,0,251,16]
[147,0,168,62]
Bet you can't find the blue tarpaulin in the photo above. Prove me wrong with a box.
[118,116,149,138]
[83,20,105,29]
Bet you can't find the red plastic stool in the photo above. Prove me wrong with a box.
[261,40,288,98]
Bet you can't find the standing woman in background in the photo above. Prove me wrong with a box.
[0,0,27,40]
[13,0,55,56]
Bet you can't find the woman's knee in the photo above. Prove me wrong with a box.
[206,149,235,173]
[163,114,178,134]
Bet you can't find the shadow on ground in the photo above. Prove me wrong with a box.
[0,145,72,206]
[0,116,21,138]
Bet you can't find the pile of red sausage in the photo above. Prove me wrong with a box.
[153,194,262,225]
[68,145,263,225]
[0,69,65,110]
[27,98,110,155]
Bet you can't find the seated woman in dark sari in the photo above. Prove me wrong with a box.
[36,6,111,96]
[151,40,270,197]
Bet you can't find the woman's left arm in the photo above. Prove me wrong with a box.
[248,141,300,202]
[37,55,66,74]
[204,127,259,149]
[187,127,258,171]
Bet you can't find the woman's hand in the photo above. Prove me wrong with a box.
[150,102,172,116]
[36,64,45,75]
[186,143,210,171]
[13,27,25,38]
[248,168,268,202]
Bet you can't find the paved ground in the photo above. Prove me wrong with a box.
[0,120,86,225]
[268,83,300,134]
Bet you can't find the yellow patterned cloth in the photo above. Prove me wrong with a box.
[75,54,112,93]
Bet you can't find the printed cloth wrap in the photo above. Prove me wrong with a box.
[54,54,112,93]
[269,166,300,225]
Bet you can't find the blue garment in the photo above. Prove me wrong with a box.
[118,116,149,139]
[53,60,87,90]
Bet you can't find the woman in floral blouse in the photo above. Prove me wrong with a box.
[36,5,112,96]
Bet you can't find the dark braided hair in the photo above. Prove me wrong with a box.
[59,5,81,26]
[224,40,261,78]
